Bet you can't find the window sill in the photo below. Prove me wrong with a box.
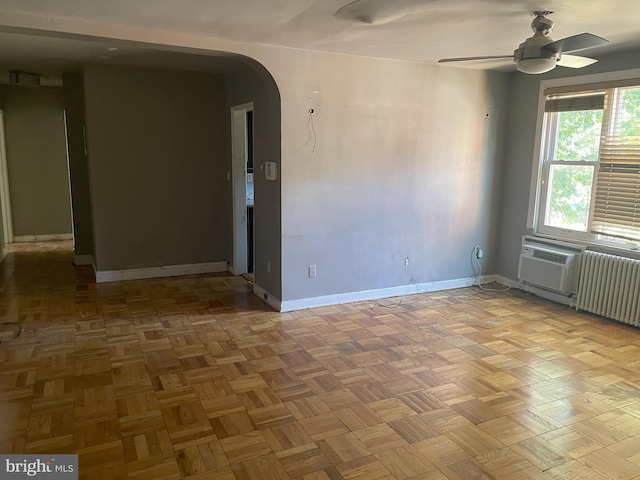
[531,231,640,261]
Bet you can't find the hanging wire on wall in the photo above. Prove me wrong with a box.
[308,108,317,153]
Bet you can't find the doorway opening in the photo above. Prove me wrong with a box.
[0,89,74,250]
[230,103,254,277]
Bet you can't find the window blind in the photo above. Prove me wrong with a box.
[591,87,640,242]
[545,91,605,112]
[544,78,640,96]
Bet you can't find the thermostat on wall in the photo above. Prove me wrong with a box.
[264,162,278,181]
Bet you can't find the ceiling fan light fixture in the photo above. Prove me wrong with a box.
[517,57,556,74]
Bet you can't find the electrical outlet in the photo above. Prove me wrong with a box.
[308,265,317,278]
[475,247,484,259]
[267,261,271,273]
[404,257,409,267]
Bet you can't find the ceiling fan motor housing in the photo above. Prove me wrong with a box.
[512,11,559,71]
[515,11,558,64]
[513,31,559,74]
[514,32,559,63]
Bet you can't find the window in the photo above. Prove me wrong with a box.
[536,82,640,248]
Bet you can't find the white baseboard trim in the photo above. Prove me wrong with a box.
[74,254,94,266]
[494,275,518,287]
[279,275,495,312]
[253,283,282,311]
[13,233,73,242]
[494,274,573,306]
[479,274,500,286]
[95,261,228,283]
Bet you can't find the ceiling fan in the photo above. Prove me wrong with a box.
[439,11,609,74]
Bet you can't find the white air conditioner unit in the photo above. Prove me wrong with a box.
[517,236,583,294]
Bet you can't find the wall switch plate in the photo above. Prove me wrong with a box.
[308,265,316,278]
[267,261,271,273]
[264,162,278,181]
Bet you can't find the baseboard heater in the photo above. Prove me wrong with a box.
[576,251,640,327]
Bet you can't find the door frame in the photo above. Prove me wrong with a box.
[0,110,13,244]
[230,102,253,276]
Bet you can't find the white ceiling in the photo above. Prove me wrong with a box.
[0,0,639,77]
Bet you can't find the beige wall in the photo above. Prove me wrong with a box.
[83,64,229,272]
[0,85,72,238]
[259,49,508,302]
[214,46,508,304]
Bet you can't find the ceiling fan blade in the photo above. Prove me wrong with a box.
[556,54,598,69]
[439,55,514,63]
[542,33,609,54]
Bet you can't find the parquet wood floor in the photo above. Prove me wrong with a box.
[1,241,639,479]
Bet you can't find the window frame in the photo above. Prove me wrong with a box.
[528,69,640,253]
[537,159,598,240]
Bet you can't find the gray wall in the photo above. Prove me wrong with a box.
[83,64,229,272]
[63,72,94,257]
[226,62,282,299]
[262,48,509,302]
[496,50,640,280]
[0,85,72,237]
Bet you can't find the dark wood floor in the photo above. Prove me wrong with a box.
[1,241,639,479]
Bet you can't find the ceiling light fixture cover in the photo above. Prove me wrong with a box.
[517,57,556,74]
